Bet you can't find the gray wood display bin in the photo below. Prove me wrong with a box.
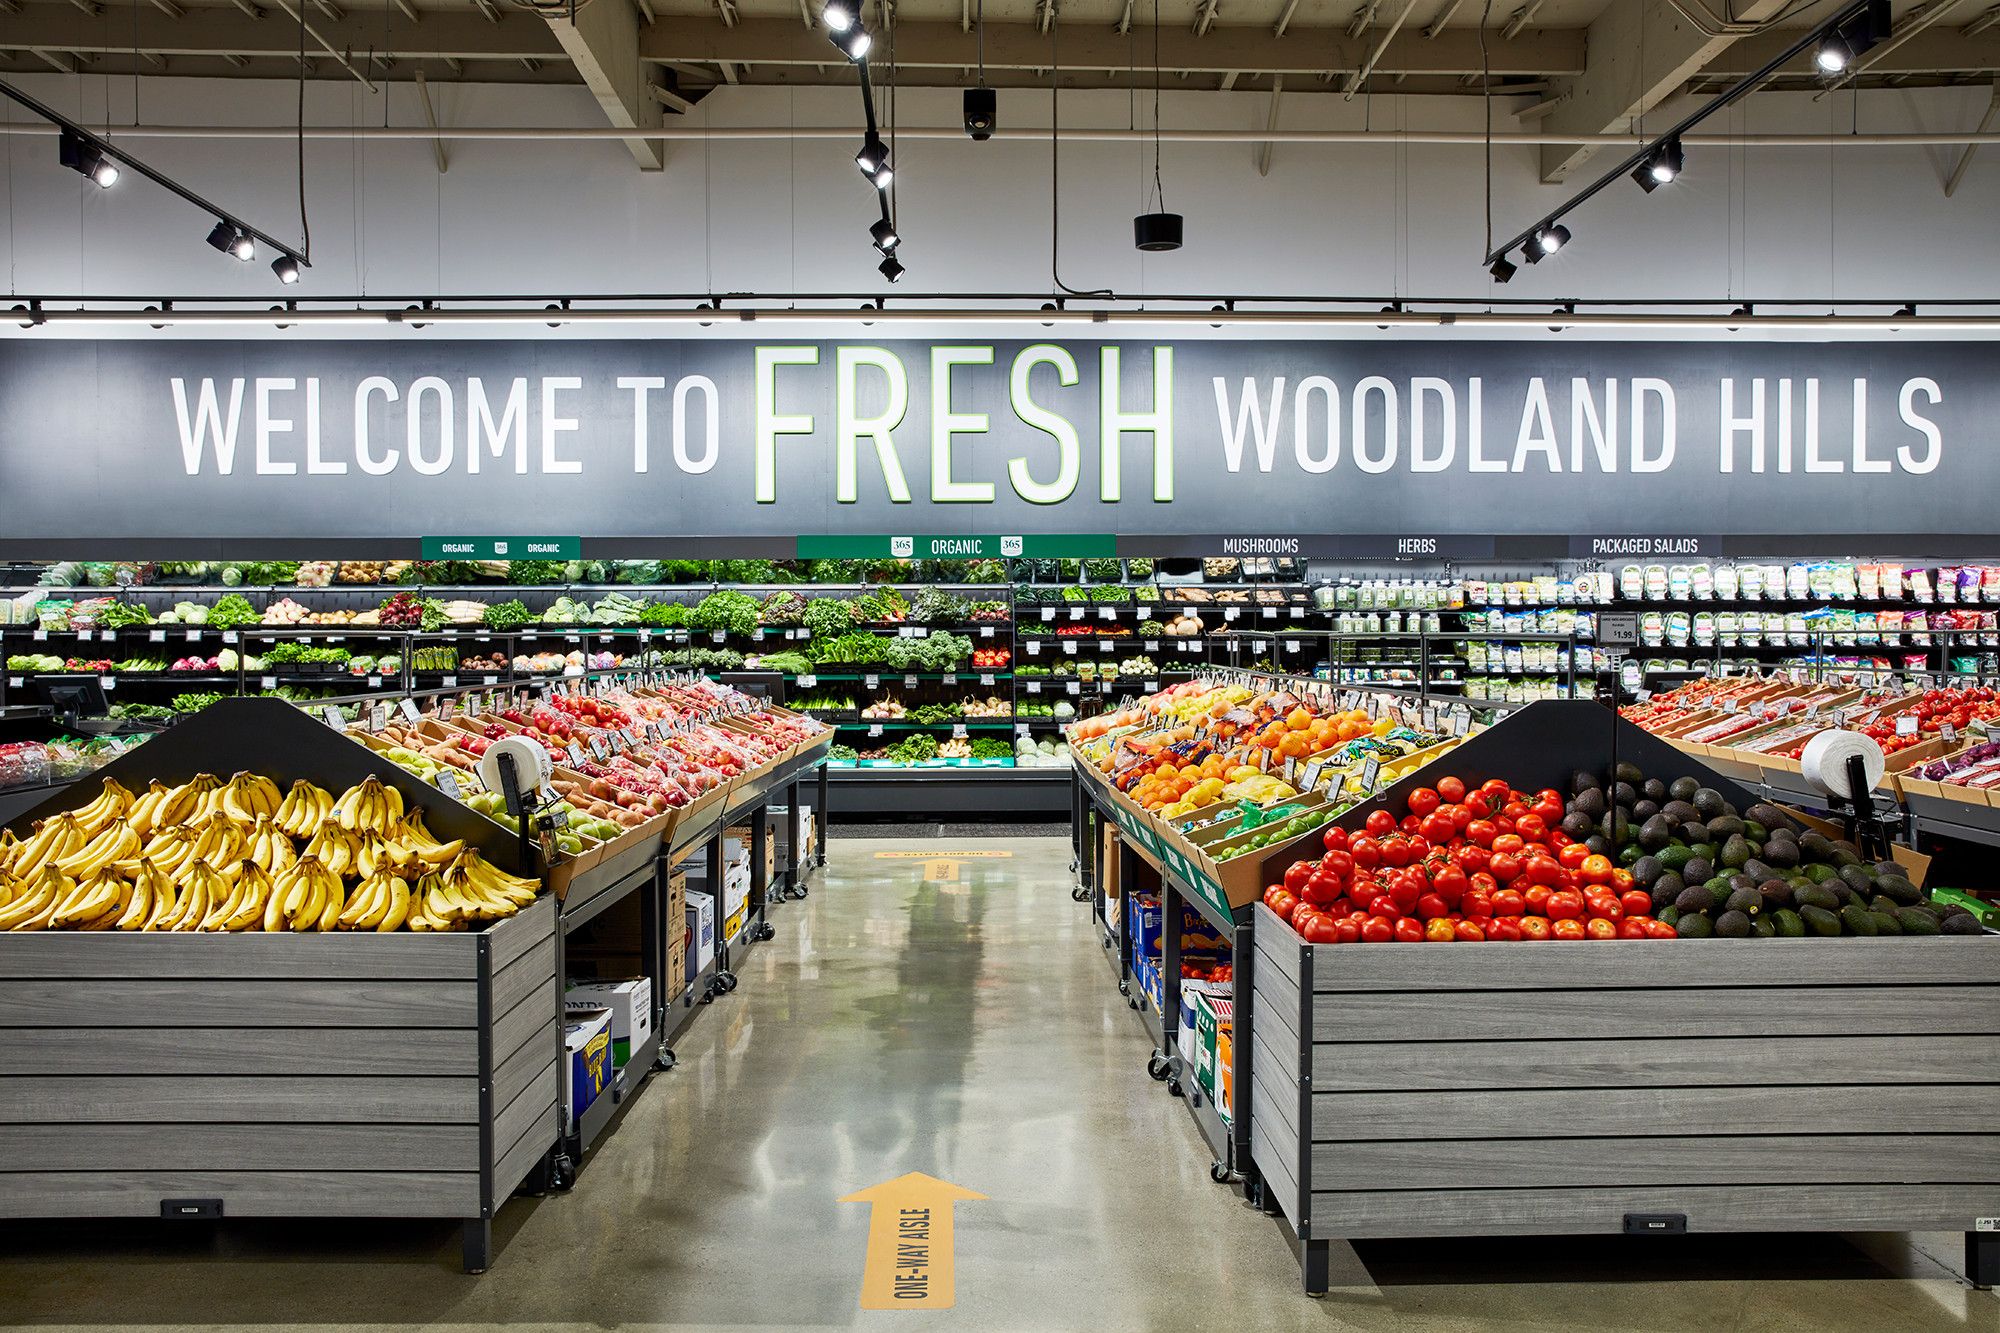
[1243,701,2000,1293]
[0,894,559,1273]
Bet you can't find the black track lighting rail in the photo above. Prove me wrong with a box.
[1483,0,1880,275]
[1,78,309,281]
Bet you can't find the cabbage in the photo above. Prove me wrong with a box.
[1039,739,1057,755]
[221,567,244,587]
[156,611,181,625]
[216,649,240,671]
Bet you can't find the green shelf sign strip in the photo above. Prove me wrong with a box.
[796,534,1117,560]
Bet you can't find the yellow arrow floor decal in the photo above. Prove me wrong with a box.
[839,1172,987,1309]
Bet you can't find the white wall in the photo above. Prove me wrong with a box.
[2,70,1996,312]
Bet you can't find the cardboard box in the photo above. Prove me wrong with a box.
[724,821,777,881]
[565,975,653,1068]
[667,866,687,930]
[685,889,716,974]
[771,804,817,865]
[562,1005,613,1132]
[665,936,688,1003]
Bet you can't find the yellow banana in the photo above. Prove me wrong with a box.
[17,815,84,880]
[53,868,125,927]
[118,862,158,930]
[379,780,405,827]
[224,862,272,931]
[220,774,258,825]
[8,819,61,874]
[376,875,411,932]
[0,871,19,910]
[57,821,139,879]
[315,869,346,932]
[337,872,381,929]
[0,827,20,876]
[126,780,171,839]
[244,774,283,820]
[168,863,215,931]
[0,867,64,930]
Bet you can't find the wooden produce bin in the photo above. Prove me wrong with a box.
[1247,699,2000,1295]
[0,699,559,1274]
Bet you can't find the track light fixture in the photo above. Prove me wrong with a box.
[1489,254,1517,283]
[206,220,242,255]
[1632,137,1683,192]
[964,86,997,140]
[830,24,871,60]
[869,217,900,253]
[272,255,301,284]
[855,134,892,188]
[1533,224,1571,256]
[877,254,905,283]
[58,129,118,188]
[822,0,857,30]
[1815,34,1853,71]
[1817,0,1887,73]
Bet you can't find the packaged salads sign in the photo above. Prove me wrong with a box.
[0,338,1989,545]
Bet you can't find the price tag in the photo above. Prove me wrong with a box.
[368,675,382,687]
[1144,640,1160,652]
[148,629,165,642]
[1325,773,1348,803]
[370,702,389,732]
[321,705,344,729]
[868,722,884,738]
[221,631,239,644]
[398,698,421,724]
[1299,759,1325,791]
[1100,641,1114,654]
[952,723,968,739]
[1897,714,1918,735]
[1067,681,1080,695]
[1099,606,1116,621]
[589,735,609,760]
[1224,607,1240,621]
[980,673,995,686]
[1027,641,1041,656]
[1145,679,1158,691]
[74,629,91,643]
[1725,698,1739,714]
[980,626,995,638]
[1361,756,1382,794]
[1284,640,1299,654]
[442,675,457,687]
[904,674,919,688]
[100,629,118,642]
[99,675,115,690]
[1636,690,1654,704]
[638,629,652,643]
[1422,706,1437,731]
[6,678,19,689]
[796,673,818,689]
[865,674,880,689]
[1016,722,1031,734]
[185,630,201,641]
[435,769,462,800]
[483,675,498,686]
[1832,709,1848,729]
[30,629,46,641]
[1261,607,1277,620]
[1453,710,1472,737]
[261,675,277,689]
[1806,700,1821,718]
[567,741,587,766]
[1283,755,1299,785]
[1069,607,1084,621]
[1041,607,1055,622]
[1943,721,1959,743]
[1027,681,1042,694]
[1251,640,1268,654]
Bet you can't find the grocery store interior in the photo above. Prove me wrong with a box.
[4,0,2000,1323]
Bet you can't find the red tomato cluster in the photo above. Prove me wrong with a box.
[1862,687,1999,755]
[1180,959,1233,983]
[1262,776,1678,944]
[971,647,1012,669]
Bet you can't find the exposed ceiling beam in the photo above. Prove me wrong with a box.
[1965,4,2000,35]
[1534,0,1788,182]
[1346,0,1377,38]
[148,0,185,18]
[1944,76,2000,194]
[1501,0,1543,39]
[1346,0,1418,95]
[543,0,663,169]
[1424,0,1462,37]
[414,65,447,172]
[34,47,77,72]
[2,4,567,62]
[1257,73,1282,173]
[391,0,420,21]
[1696,26,2000,75]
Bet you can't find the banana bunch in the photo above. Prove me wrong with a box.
[220,772,285,825]
[302,819,362,880]
[159,860,225,931]
[116,861,178,931]
[54,818,143,880]
[338,868,412,931]
[441,850,541,922]
[406,871,468,932]
[268,855,346,932]
[199,860,275,932]
[4,813,87,880]
[273,780,335,841]
[0,866,75,930]
[334,776,403,839]
[69,778,135,838]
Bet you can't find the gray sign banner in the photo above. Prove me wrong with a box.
[0,339,1988,547]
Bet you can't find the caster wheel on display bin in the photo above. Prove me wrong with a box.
[1128,997,1139,1010]
[757,922,776,942]
[1118,980,1130,996]
[550,1155,577,1191]
[1070,885,1090,903]
[796,885,809,898]
[1211,1161,1230,1184]
[719,971,738,992]
[1147,1053,1169,1081]
[1168,1079,1184,1099]
[654,1048,677,1072]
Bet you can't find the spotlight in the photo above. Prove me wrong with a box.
[869,217,900,252]
[59,131,117,188]
[855,134,892,187]
[1133,211,1183,252]
[1816,33,1852,71]
[206,220,242,256]
[878,254,905,283]
[964,86,997,140]
[272,255,301,284]
[830,24,871,60]
[1489,253,1517,283]
[231,231,256,261]
[822,0,857,30]
[1534,224,1571,256]
[1632,136,1683,192]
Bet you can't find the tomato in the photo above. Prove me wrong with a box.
[1389,876,1425,915]
[1400,815,1424,837]
[1524,855,1565,887]
[1453,920,1487,942]
[1480,779,1511,799]
[1518,915,1552,941]
[1406,836,1432,862]
[1531,795,1565,826]
[1578,854,1615,886]
[1448,804,1474,834]
[1380,836,1416,868]
[1585,893,1623,921]
[1290,899,1320,928]
[1284,860,1315,895]
[1393,917,1425,942]
[1502,800,1530,822]
[1551,918,1586,940]
[1557,842,1590,872]
[1429,864,1468,907]
[1425,917,1456,941]
[1349,837,1381,870]
[1267,890,1300,920]
[1367,894,1403,921]
[1322,825,1350,853]
[1365,809,1397,838]
[1547,830,1573,851]
[1437,776,1466,804]
[1464,791,1493,819]
[1461,889,1493,919]
[1617,916,1651,939]
[1337,917,1363,943]
[1413,891,1449,920]
[1545,889,1586,920]
[1620,889,1652,917]
[1302,915,1341,944]
[1361,916,1394,943]
[1494,817,1516,837]
[1488,917,1523,942]
[1302,867,1344,905]
[1454,843,1491,876]
[1490,888,1525,917]
[1610,868,1635,895]
[1467,820,1499,848]
[1419,812,1456,845]
[1643,919,1677,939]
[1489,851,1523,884]
[1514,813,1549,843]
[1407,787,1441,818]
[1470,871,1500,899]
[1584,917,1618,940]
[1491,833,1526,857]
[1523,884,1553,916]
[1320,850,1355,882]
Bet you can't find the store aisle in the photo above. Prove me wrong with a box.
[1,836,1994,1332]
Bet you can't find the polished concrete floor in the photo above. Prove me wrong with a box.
[2,835,1995,1331]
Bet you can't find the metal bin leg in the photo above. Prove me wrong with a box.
[1969,1231,2000,1290]
[462,1216,493,1274]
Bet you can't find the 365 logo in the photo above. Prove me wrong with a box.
[1001,536,1023,556]
[891,536,914,557]
[493,541,509,556]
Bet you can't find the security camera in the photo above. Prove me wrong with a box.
[964,86,996,141]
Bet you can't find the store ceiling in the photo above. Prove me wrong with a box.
[4,0,1998,178]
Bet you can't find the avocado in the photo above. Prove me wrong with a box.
[1619,843,1644,868]
[1744,820,1768,842]
[1725,886,1764,917]
[1676,884,1718,914]
[1826,883,1856,907]
[1632,855,1665,888]
[1663,800,1700,827]
[1571,769,1602,795]
[1585,835,1613,857]
[1839,865,1876,897]
[1560,812,1593,840]
[1719,834,1752,870]
[1800,831,1835,862]
[1715,909,1752,938]
[1873,859,1904,880]
[1830,844,1863,870]
[1746,802,1790,831]
[1681,822,1712,848]
[1740,859,1776,886]
[1875,875,1922,907]
[1651,875,1686,913]
[1871,911,1903,936]
[1944,913,1986,936]
[1692,842,1718,865]
[1794,883,1840,914]
[1657,846,1694,872]
[1804,863,1839,885]
[1705,876,1734,893]
[1723,801,1741,819]
[1640,777,1666,802]
[1869,895,1901,917]
[1772,908,1806,938]
[1610,810,1635,845]
[1678,912,1716,939]
[1615,761,1645,786]
[1684,857,1715,885]
[1706,814,1746,840]
[1613,781,1638,808]
[1759,880,1796,912]
[1841,904,1878,936]
[1573,787,1607,819]
[1761,838,1800,869]
[1639,815,1674,853]
[1728,873,1759,897]
[1658,904,1681,927]
[1750,917,1777,939]
[1895,907,1942,936]
[1633,799,1662,823]
[1692,787,1728,820]
[1801,904,1843,936]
